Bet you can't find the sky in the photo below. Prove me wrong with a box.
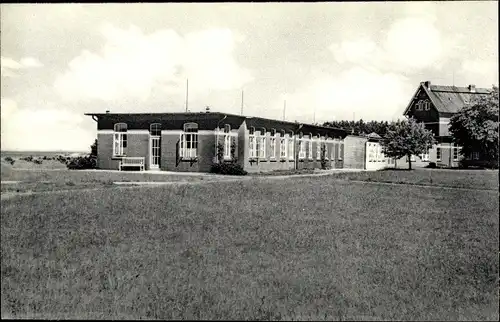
[1,2,498,151]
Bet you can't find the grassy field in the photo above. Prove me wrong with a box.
[1,169,498,320]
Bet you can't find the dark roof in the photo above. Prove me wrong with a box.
[422,83,491,114]
[84,112,347,137]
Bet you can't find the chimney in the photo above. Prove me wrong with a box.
[205,106,211,113]
[468,84,476,93]
[105,110,110,114]
[423,81,431,90]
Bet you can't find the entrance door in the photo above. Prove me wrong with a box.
[150,136,161,169]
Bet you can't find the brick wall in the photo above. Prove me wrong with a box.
[343,135,366,169]
[160,131,216,172]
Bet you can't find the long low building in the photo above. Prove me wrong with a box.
[85,111,361,173]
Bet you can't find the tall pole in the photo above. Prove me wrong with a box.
[185,79,189,112]
[313,107,316,124]
[283,100,286,121]
[241,90,244,116]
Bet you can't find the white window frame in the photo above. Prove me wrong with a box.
[249,127,256,158]
[453,145,461,161]
[113,123,128,157]
[258,134,266,158]
[279,132,287,159]
[150,123,162,137]
[298,138,306,159]
[288,133,294,160]
[180,123,198,159]
[338,141,343,161]
[436,145,442,161]
[420,149,430,162]
[424,101,430,111]
[308,136,313,160]
[223,124,232,160]
[270,131,277,160]
[472,151,479,160]
[316,138,322,160]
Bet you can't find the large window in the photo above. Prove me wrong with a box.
[453,144,460,161]
[316,138,322,160]
[288,131,294,160]
[224,124,231,159]
[308,134,313,160]
[258,129,266,158]
[436,145,441,161]
[113,123,128,156]
[270,129,277,159]
[249,127,257,158]
[279,130,287,159]
[180,123,198,158]
[298,133,306,159]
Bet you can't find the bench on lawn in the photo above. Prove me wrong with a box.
[119,157,145,171]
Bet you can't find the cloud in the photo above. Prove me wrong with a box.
[54,24,253,105]
[274,67,413,123]
[330,16,445,73]
[0,98,94,151]
[1,56,44,77]
[459,59,499,87]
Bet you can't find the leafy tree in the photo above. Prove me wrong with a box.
[449,86,499,164]
[381,117,435,170]
[90,139,98,157]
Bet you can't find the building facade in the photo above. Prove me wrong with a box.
[402,81,492,167]
[85,112,350,173]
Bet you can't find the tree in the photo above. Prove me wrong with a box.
[90,139,98,157]
[381,117,435,170]
[449,86,499,164]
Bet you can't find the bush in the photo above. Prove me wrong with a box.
[210,162,247,175]
[66,155,97,170]
[426,162,437,168]
[33,159,43,165]
[4,156,15,165]
[21,155,33,162]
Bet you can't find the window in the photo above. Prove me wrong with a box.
[338,141,343,160]
[249,127,257,158]
[113,123,128,156]
[180,123,198,158]
[453,144,460,161]
[420,148,430,161]
[288,132,294,160]
[436,146,441,161]
[308,135,313,160]
[224,124,231,159]
[298,138,306,159]
[258,133,266,158]
[424,101,430,111]
[279,130,287,159]
[269,129,277,159]
[415,101,422,111]
[472,151,480,160]
[150,123,161,136]
[316,138,322,160]
[410,155,416,162]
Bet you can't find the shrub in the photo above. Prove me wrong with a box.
[426,162,437,169]
[33,159,43,165]
[66,155,97,170]
[4,156,15,165]
[21,155,33,162]
[210,162,247,175]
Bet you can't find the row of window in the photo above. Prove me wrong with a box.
[415,100,431,111]
[436,145,461,161]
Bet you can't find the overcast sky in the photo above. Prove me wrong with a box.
[1,2,498,151]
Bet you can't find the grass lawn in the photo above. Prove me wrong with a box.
[1,171,498,320]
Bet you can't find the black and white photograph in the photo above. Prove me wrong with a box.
[1,2,499,320]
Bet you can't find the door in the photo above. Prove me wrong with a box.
[150,136,161,169]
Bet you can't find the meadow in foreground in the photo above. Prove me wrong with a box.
[1,171,498,320]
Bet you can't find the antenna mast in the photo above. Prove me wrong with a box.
[241,90,244,116]
[185,79,189,112]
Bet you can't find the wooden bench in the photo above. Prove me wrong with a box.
[119,157,145,171]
